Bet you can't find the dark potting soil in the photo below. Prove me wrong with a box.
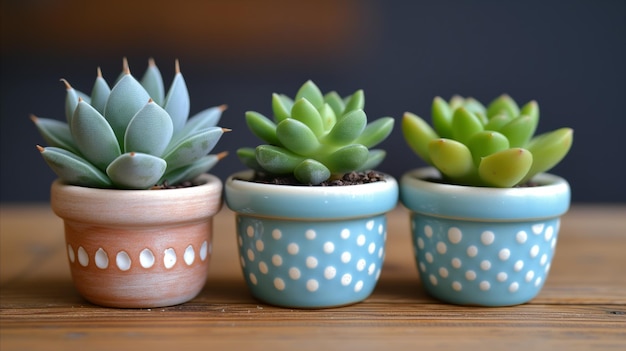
[245,170,387,186]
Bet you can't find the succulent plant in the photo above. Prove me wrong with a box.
[237,80,394,185]
[402,95,573,187]
[32,58,228,189]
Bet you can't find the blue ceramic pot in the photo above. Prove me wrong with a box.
[225,170,398,308]
[400,168,571,306]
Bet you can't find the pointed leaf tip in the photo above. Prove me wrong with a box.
[219,104,228,111]
[216,151,228,160]
[175,59,180,74]
[60,78,72,90]
[36,145,45,152]
[122,57,130,74]
[148,57,156,67]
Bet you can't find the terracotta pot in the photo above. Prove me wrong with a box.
[225,170,399,308]
[51,173,223,308]
[400,167,571,306]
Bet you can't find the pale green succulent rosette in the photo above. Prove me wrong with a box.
[33,58,227,189]
[402,95,573,187]
[238,80,394,185]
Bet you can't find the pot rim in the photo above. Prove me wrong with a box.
[400,167,571,221]
[51,173,223,225]
[224,170,399,220]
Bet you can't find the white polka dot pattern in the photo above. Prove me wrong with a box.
[65,240,210,271]
[236,214,387,307]
[411,216,560,306]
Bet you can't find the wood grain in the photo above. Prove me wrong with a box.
[1,204,625,351]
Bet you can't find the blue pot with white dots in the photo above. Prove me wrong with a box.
[400,168,571,306]
[225,170,399,308]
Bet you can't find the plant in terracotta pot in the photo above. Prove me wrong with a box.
[400,95,573,306]
[224,80,398,308]
[31,58,228,308]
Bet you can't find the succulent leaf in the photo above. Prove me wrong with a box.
[324,91,345,118]
[89,68,111,115]
[486,94,520,119]
[290,98,324,136]
[343,89,364,114]
[484,114,511,131]
[323,109,366,145]
[402,112,439,165]
[359,149,387,172]
[162,127,224,171]
[245,111,280,145]
[276,118,321,156]
[272,94,294,122]
[295,80,324,109]
[140,58,165,105]
[162,153,223,185]
[451,107,484,144]
[106,152,167,189]
[355,117,395,148]
[478,148,533,187]
[236,147,264,171]
[467,131,510,167]
[71,100,121,171]
[31,116,80,155]
[499,115,536,148]
[523,128,573,183]
[124,100,174,156]
[256,145,305,174]
[38,146,113,188]
[319,103,337,131]
[294,159,331,185]
[322,144,369,174]
[431,96,453,138]
[172,105,225,145]
[62,79,79,125]
[163,64,190,133]
[428,138,474,179]
[104,73,151,147]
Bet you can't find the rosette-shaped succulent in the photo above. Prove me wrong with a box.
[402,95,573,187]
[237,80,394,185]
[32,58,228,189]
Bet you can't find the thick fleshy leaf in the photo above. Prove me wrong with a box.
[402,112,439,165]
[486,94,520,119]
[104,73,151,146]
[124,100,173,156]
[462,97,487,116]
[171,105,225,145]
[323,109,366,145]
[141,58,165,105]
[276,119,320,156]
[324,91,345,118]
[89,69,111,115]
[62,79,79,125]
[499,115,536,148]
[484,114,511,131]
[162,153,223,185]
[245,111,280,145]
[523,128,573,183]
[356,117,394,148]
[358,149,386,171]
[294,159,331,185]
[295,80,324,109]
[256,145,305,174]
[343,90,364,114]
[467,131,510,166]
[322,144,368,174]
[271,94,294,122]
[106,152,167,189]
[237,147,264,171]
[432,96,453,138]
[319,103,337,131]
[428,138,474,179]
[38,146,112,188]
[163,68,190,133]
[479,148,533,187]
[31,116,80,154]
[162,127,224,170]
[290,98,324,136]
[451,107,484,144]
[520,100,539,122]
[71,100,121,171]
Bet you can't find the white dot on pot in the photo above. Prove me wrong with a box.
[516,231,528,244]
[425,252,434,263]
[545,226,554,241]
[356,259,366,271]
[341,252,352,263]
[452,281,462,291]
[306,256,318,269]
[255,240,264,252]
[249,273,257,285]
[525,270,535,282]
[116,251,131,271]
[272,254,283,266]
[530,245,540,258]
[499,248,511,261]
[497,272,508,282]
[323,242,335,254]
[448,227,462,244]
[429,274,438,286]
[200,241,208,261]
[77,246,89,267]
[479,281,491,291]
[467,245,478,258]
[67,244,75,263]
[368,263,376,275]
[274,278,285,290]
[481,231,495,245]
[417,237,425,250]
[341,274,352,286]
[509,282,519,292]
[424,225,433,238]
[341,229,351,239]
[246,225,254,237]
[184,245,195,266]
[368,242,376,255]
[439,267,449,278]
[307,279,319,292]
[287,243,299,255]
[289,267,301,280]
[95,248,108,269]
[540,254,548,266]
[354,280,364,292]
[305,229,316,240]
[532,223,544,235]
[272,229,282,240]
[324,266,337,279]
[356,234,366,246]
[514,260,524,272]
[480,260,491,271]
[465,270,476,281]
[366,220,375,231]
[247,249,255,261]
[258,261,268,274]
[436,242,447,254]
[163,248,176,269]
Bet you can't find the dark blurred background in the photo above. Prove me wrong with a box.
[1,0,625,203]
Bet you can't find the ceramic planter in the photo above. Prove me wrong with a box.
[50,173,223,308]
[225,171,399,308]
[400,167,571,306]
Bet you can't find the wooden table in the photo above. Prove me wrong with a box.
[1,204,625,350]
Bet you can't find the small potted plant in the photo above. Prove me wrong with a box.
[400,95,573,306]
[32,58,228,308]
[224,80,398,308]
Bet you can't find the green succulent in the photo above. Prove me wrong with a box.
[32,58,228,189]
[237,80,394,185]
[402,95,573,187]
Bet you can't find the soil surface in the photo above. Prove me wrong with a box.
[246,170,387,186]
